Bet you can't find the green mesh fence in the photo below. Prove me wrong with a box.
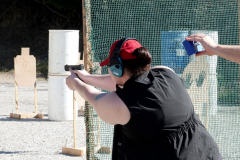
[83,0,240,159]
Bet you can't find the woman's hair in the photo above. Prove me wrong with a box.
[122,47,152,77]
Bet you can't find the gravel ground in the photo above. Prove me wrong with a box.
[1,71,240,160]
[0,71,86,160]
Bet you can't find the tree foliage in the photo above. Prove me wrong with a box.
[0,0,83,73]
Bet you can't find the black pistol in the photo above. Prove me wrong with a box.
[64,64,84,71]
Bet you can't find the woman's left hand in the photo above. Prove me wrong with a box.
[66,68,83,90]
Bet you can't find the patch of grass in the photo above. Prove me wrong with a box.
[36,60,48,79]
[0,66,12,72]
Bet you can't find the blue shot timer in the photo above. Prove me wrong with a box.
[182,40,205,56]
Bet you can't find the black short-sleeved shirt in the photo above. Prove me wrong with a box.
[113,68,219,160]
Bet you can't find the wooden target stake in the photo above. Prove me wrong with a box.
[73,92,77,148]
[74,53,85,116]
[15,81,18,114]
[34,82,37,113]
[62,91,86,156]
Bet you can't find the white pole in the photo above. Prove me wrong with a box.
[48,30,79,121]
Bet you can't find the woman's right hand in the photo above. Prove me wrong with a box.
[71,69,90,82]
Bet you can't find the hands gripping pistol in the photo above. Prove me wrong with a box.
[64,64,84,80]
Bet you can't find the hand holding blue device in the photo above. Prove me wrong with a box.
[182,40,205,56]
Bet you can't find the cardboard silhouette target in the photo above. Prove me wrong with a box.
[10,48,44,119]
[15,48,36,87]
[182,56,210,128]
